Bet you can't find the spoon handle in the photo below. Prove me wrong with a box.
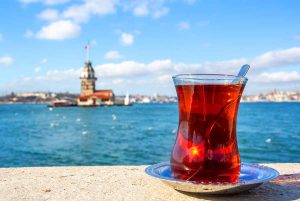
[237,64,250,77]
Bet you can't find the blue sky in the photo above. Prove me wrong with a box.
[0,0,300,95]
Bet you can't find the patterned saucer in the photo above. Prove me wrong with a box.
[145,162,279,194]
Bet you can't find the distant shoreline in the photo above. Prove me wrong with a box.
[1,101,300,105]
[1,90,300,104]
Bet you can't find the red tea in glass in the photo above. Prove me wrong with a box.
[171,74,247,183]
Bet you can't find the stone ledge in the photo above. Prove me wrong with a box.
[0,164,299,201]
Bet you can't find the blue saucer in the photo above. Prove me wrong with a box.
[145,162,279,194]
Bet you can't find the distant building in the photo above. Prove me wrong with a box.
[77,61,114,106]
[16,92,50,99]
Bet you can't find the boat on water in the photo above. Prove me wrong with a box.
[124,93,131,106]
[48,100,77,107]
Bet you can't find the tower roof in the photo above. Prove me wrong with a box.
[81,61,96,79]
[84,61,94,72]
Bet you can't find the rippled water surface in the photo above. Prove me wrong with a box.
[0,103,299,167]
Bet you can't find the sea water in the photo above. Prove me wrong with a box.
[0,103,299,167]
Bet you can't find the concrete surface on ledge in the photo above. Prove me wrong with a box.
[0,163,299,201]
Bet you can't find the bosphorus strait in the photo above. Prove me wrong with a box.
[1,102,299,167]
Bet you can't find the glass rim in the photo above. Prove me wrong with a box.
[172,73,248,81]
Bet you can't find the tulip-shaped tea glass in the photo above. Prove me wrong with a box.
[171,74,248,183]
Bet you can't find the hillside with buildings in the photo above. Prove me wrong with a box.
[0,92,177,105]
[0,90,300,105]
[0,92,77,105]
[241,91,300,102]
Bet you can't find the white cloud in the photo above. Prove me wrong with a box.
[93,58,244,79]
[20,0,69,5]
[23,77,32,82]
[62,6,90,22]
[47,69,80,79]
[251,47,300,69]
[104,51,122,60]
[157,74,171,82]
[34,68,81,81]
[21,0,190,31]
[20,46,300,83]
[133,3,148,16]
[147,59,172,73]
[112,78,125,85]
[19,0,37,3]
[22,0,173,42]
[152,7,169,18]
[120,32,134,46]
[293,35,300,40]
[184,0,197,4]
[38,9,59,21]
[62,0,117,23]
[78,47,300,78]
[60,0,170,21]
[44,0,69,4]
[178,21,190,30]
[36,20,81,40]
[1,68,81,93]
[3,47,300,94]
[253,71,300,83]
[41,58,48,64]
[94,47,300,79]
[0,56,14,65]
[34,67,41,73]
[96,61,145,77]
[24,30,34,38]
[123,0,169,18]
[20,0,173,20]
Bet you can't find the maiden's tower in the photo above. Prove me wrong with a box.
[77,44,114,106]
